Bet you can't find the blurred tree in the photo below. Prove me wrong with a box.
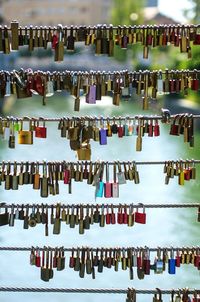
[111,0,145,62]
[179,0,200,103]
[184,0,200,23]
[111,0,144,25]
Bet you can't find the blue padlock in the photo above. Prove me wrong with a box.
[96,181,104,197]
[168,249,176,274]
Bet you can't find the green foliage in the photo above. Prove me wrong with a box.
[111,0,144,25]
[184,0,200,23]
[176,45,200,104]
[176,46,200,70]
[111,0,145,62]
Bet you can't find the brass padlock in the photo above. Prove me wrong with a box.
[77,143,91,160]
[29,206,37,227]
[18,124,33,145]
[55,24,64,62]
[11,20,19,50]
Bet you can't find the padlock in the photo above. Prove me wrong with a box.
[168,249,176,274]
[104,162,112,198]
[35,119,47,138]
[135,204,146,224]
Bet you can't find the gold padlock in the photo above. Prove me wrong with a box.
[18,130,33,144]
[77,143,91,160]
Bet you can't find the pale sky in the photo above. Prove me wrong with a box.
[158,0,193,23]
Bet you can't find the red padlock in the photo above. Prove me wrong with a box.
[137,250,142,269]
[184,167,191,181]
[194,252,200,268]
[35,119,47,138]
[135,205,146,224]
[69,249,75,268]
[147,29,153,46]
[106,206,111,225]
[175,250,181,267]
[193,33,200,45]
[170,28,176,43]
[154,119,160,136]
[34,74,45,96]
[169,79,176,93]
[123,205,128,224]
[35,249,41,267]
[148,120,153,137]
[170,115,179,136]
[191,71,199,90]
[143,249,150,275]
[191,78,199,91]
[162,32,168,46]
[118,125,124,138]
[104,163,112,198]
[64,168,71,184]
[52,33,58,49]
[117,205,123,224]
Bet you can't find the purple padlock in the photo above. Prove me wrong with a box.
[86,85,96,104]
[99,128,107,145]
[121,35,128,49]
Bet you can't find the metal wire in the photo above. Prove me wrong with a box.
[1,202,200,209]
[3,22,200,31]
[0,246,199,252]
[1,114,200,122]
[1,68,200,76]
[0,287,199,294]
[0,160,199,166]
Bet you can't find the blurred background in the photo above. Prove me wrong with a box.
[0,1,200,302]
